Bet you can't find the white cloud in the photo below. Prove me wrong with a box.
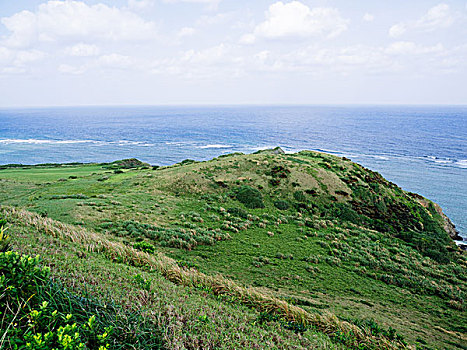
[385,41,444,55]
[242,1,348,43]
[1,1,157,48]
[0,47,45,73]
[163,0,220,4]
[14,49,45,66]
[97,54,134,68]
[181,44,228,65]
[0,47,13,65]
[389,23,407,38]
[58,63,86,75]
[64,43,100,57]
[277,45,394,73]
[246,40,460,77]
[363,13,374,22]
[127,0,154,11]
[162,0,221,11]
[417,3,455,29]
[389,3,455,37]
[148,43,246,79]
[254,50,270,62]
[178,27,195,37]
[57,53,135,74]
[239,34,255,45]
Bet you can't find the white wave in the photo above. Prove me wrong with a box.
[165,141,197,146]
[0,139,98,145]
[0,139,155,147]
[369,155,390,160]
[198,144,232,149]
[110,140,155,146]
[433,159,452,164]
[315,148,343,155]
[418,155,467,168]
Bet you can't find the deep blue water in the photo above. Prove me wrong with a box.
[0,105,465,239]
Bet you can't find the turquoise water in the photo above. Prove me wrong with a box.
[0,105,465,239]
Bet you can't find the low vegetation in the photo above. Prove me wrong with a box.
[0,150,465,349]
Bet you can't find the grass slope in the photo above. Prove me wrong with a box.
[0,150,465,349]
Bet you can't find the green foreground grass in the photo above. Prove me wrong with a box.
[2,206,363,350]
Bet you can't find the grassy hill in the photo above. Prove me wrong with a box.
[0,149,465,349]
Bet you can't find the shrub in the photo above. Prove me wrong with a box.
[50,194,88,200]
[269,165,290,179]
[235,186,264,209]
[104,158,148,169]
[293,191,306,202]
[133,241,156,254]
[305,265,320,274]
[0,251,109,349]
[227,207,248,219]
[274,200,290,210]
[0,251,163,350]
[269,178,281,186]
[332,202,360,224]
[0,224,10,252]
[255,256,271,264]
[133,273,151,291]
[179,159,196,165]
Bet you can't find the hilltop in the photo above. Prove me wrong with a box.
[0,149,465,349]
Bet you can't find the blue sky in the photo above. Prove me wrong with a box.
[0,0,466,106]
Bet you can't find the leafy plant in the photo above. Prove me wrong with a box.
[133,241,156,254]
[274,200,290,210]
[0,224,10,252]
[293,191,306,202]
[234,186,264,209]
[0,250,162,350]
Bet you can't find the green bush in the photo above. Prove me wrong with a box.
[0,251,162,349]
[50,194,88,200]
[332,203,360,224]
[133,241,156,254]
[0,251,110,349]
[293,191,306,202]
[227,207,248,219]
[274,200,290,211]
[235,186,264,209]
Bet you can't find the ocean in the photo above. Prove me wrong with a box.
[0,105,465,240]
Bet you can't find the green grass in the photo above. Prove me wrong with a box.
[0,150,465,349]
[3,206,349,350]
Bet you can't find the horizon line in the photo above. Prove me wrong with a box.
[1,103,467,109]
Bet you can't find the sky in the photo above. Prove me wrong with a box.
[0,0,466,106]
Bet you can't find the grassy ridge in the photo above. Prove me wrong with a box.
[0,150,465,349]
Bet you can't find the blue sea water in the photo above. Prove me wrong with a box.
[0,105,466,239]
